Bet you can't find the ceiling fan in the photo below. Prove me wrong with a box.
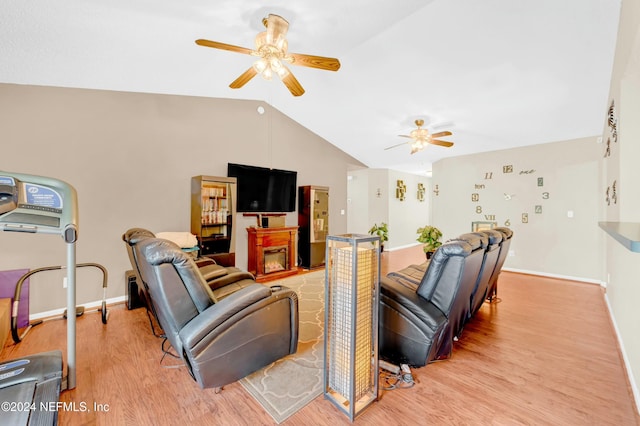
[195,14,341,97]
[384,119,454,154]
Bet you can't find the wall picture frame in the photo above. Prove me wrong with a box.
[472,221,497,232]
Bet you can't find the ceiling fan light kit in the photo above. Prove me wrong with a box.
[196,14,340,96]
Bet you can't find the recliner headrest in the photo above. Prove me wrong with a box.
[481,229,503,245]
[451,232,487,251]
[143,238,193,267]
[493,227,513,239]
[416,240,472,300]
[434,239,473,258]
[140,238,216,311]
[123,227,156,246]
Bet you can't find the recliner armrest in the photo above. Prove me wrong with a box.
[200,266,228,282]
[179,284,294,353]
[207,271,256,290]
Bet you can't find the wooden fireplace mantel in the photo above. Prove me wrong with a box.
[247,226,298,283]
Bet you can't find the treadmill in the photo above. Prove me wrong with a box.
[0,171,79,425]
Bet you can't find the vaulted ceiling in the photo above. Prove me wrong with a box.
[0,0,621,175]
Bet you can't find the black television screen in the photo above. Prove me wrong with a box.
[227,163,297,213]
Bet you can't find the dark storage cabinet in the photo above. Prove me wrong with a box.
[298,186,329,268]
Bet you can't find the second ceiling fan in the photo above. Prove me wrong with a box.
[195,14,341,96]
[385,119,454,154]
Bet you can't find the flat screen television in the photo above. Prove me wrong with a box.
[227,163,297,213]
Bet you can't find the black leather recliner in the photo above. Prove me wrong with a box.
[135,237,299,389]
[379,236,485,366]
[455,230,503,317]
[486,227,514,301]
[123,228,256,302]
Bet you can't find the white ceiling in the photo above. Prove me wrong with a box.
[0,0,621,175]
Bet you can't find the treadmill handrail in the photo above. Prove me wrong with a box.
[11,263,108,344]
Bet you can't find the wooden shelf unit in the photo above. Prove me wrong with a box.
[191,175,237,266]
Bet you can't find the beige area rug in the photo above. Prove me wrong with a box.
[240,270,325,424]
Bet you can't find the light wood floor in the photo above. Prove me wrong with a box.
[1,245,638,425]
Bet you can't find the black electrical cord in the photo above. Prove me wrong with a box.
[146,308,165,338]
[158,337,186,370]
[380,370,415,390]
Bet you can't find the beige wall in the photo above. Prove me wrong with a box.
[346,168,430,249]
[0,83,364,313]
[601,0,640,409]
[432,137,603,281]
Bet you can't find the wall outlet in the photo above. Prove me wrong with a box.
[508,250,515,257]
[63,277,67,288]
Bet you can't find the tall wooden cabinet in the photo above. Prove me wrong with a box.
[191,175,237,266]
[298,185,329,268]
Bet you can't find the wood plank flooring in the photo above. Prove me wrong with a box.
[1,245,638,425]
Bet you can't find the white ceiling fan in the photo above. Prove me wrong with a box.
[385,119,454,154]
[195,14,341,96]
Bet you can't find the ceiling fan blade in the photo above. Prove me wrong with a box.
[195,39,254,55]
[288,52,341,71]
[430,139,454,148]
[384,142,409,150]
[280,67,305,96]
[229,67,258,89]
[431,131,453,138]
[397,134,412,139]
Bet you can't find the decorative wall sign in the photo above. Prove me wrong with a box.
[603,98,619,208]
[396,180,406,201]
[470,164,550,228]
[433,184,440,196]
[608,99,618,143]
[604,138,611,158]
[604,180,618,206]
[417,183,425,202]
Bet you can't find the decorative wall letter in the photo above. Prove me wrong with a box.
[396,180,407,201]
[417,183,425,202]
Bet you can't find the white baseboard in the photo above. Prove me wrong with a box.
[29,295,126,321]
[387,242,422,252]
[503,267,605,286]
[603,293,640,416]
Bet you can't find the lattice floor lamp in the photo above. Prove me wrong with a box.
[324,234,380,421]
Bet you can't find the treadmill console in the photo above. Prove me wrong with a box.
[0,172,77,238]
[0,176,18,215]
